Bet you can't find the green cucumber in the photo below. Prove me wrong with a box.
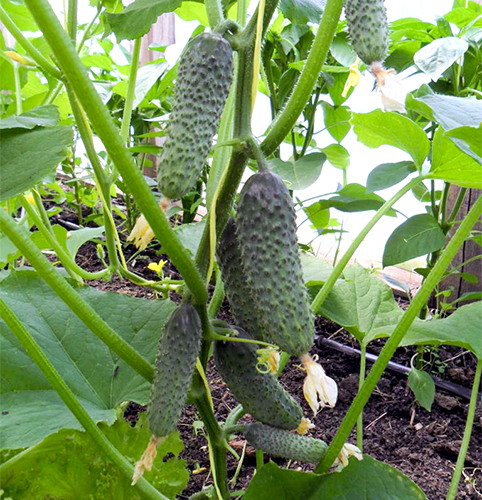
[148,303,202,437]
[217,218,266,342]
[236,170,314,356]
[158,32,233,199]
[214,328,303,430]
[344,0,389,65]
[244,423,328,464]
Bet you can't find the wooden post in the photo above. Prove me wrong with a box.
[441,186,482,304]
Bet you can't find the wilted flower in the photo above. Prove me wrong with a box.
[256,347,280,374]
[148,259,167,274]
[128,214,154,251]
[342,57,361,98]
[371,62,407,113]
[4,51,34,66]
[296,417,315,435]
[132,435,160,485]
[334,442,363,470]
[301,354,338,415]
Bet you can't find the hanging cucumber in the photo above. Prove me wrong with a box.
[158,32,233,199]
[217,218,267,342]
[133,303,202,484]
[236,169,314,357]
[344,0,389,65]
[244,423,328,464]
[214,328,303,430]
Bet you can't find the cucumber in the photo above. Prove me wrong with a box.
[216,218,266,342]
[344,0,389,65]
[244,423,328,464]
[158,32,233,199]
[236,170,314,356]
[214,328,303,430]
[148,303,202,437]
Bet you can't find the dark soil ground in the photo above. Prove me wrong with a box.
[52,204,482,500]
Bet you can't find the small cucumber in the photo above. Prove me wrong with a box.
[148,303,202,437]
[345,0,389,65]
[244,423,328,464]
[158,33,233,199]
[236,170,314,356]
[214,328,303,430]
[216,218,266,342]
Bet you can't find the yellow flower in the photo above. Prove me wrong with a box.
[127,214,154,250]
[334,442,363,470]
[4,51,34,66]
[301,354,338,415]
[371,62,407,113]
[341,57,361,98]
[24,192,36,205]
[148,259,167,274]
[296,417,315,435]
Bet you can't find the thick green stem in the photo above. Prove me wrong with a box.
[261,0,344,156]
[0,298,168,500]
[446,359,482,500]
[0,6,62,79]
[208,265,225,319]
[24,0,208,305]
[356,343,366,452]
[120,37,141,144]
[315,194,482,473]
[0,209,154,382]
[311,177,424,314]
[19,196,110,280]
[205,0,223,29]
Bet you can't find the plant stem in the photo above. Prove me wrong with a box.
[356,343,366,452]
[0,6,62,79]
[24,0,208,305]
[261,0,344,156]
[76,8,101,54]
[205,0,224,28]
[439,182,450,229]
[311,177,424,315]
[208,265,225,319]
[0,298,168,500]
[67,0,77,43]
[448,187,468,223]
[446,358,482,500]
[19,195,110,280]
[120,37,141,144]
[0,209,154,382]
[315,193,482,473]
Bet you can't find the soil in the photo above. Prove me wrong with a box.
[46,206,482,499]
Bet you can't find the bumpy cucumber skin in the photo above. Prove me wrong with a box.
[148,304,202,437]
[344,0,389,65]
[217,218,267,342]
[236,170,314,356]
[158,33,233,199]
[244,423,328,464]
[214,329,303,430]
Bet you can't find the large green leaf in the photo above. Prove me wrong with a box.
[351,110,429,169]
[366,161,417,192]
[0,271,176,449]
[446,125,482,161]
[428,127,482,188]
[321,144,350,170]
[0,126,73,202]
[243,456,427,500]
[319,265,482,359]
[104,0,182,41]
[414,37,468,81]
[300,253,333,286]
[382,214,446,268]
[0,415,189,499]
[279,0,326,24]
[0,105,59,130]
[321,102,351,143]
[316,184,396,215]
[269,153,326,191]
[0,0,38,30]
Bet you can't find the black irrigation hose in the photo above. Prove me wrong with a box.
[317,337,474,401]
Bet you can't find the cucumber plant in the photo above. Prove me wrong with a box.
[0,0,480,499]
